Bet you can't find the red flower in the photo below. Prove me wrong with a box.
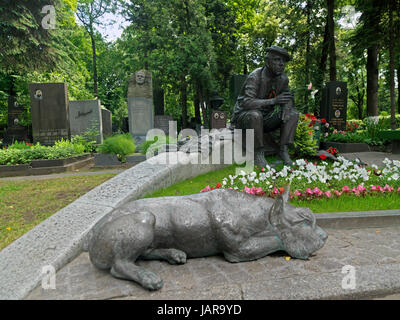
[320,154,327,160]
[305,114,311,118]
[321,118,327,124]
[308,123,313,127]
[216,183,222,188]
[279,187,285,193]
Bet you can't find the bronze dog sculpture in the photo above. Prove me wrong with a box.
[86,188,327,290]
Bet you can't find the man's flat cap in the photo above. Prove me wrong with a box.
[266,46,291,62]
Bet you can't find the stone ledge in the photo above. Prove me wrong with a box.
[316,210,400,229]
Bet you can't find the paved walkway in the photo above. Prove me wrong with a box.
[25,226,400,300]
[0,169,125,181]
[341,152,400,167]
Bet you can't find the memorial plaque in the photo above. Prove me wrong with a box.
[320,81,348,131]
[154,115,174,135]
[127,70,154,140]
[69,100,103,144]
[101,108,112,137]
[29,83,70,145]
[211,111,227,129]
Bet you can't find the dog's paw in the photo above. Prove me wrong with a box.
[140,271,164,291]
[167,249,187,265]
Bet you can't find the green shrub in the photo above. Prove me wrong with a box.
[291,115,318,157]
[0,138,87,165]
[7,141,33,150]
[71,122,100,153]
[97,134,136,162]
[141,135,177,155]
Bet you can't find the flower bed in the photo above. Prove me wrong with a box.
[201,157,400,201]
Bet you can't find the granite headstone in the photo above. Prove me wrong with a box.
[69,99,103,144]
[127,70,154,144]
[101,108,112,137]
[320,81,348,131]
[3,96,30,144]
[154,115,174,135]
[29,83,70,145]
[211,111,227,129]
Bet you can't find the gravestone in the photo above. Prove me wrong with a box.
[230,74,248,104]
[320,81,348,131]
[29,83,70,145]
[154,115,174,135]
[3,96,29,144]
[127,70,154,144]
[211,111,227,129]
[101,108,112,137]
[153,78,165,116]
[69,100,103,144]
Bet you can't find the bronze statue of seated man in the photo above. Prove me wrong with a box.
[231,46,299,167]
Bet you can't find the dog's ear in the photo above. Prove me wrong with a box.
[268,185,290,226]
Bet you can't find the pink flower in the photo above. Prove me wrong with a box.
[306,188,313,196]
[313,187,323,196]
[200,185,211,193]
[352,187,360,196]
[244,186,256,195]
[307,82,313,90]
[273,187,279,195]
[334,190,342,197]
[356,185,366,194]
[261,168,265,172]
[342,186,350,193]
[384,184,394,192]
[371,185,377,191]
[324,191,332,198]
[378,185,384,193]
[397,187,400,193]
[255,187,265,195]
[294,190,302,197]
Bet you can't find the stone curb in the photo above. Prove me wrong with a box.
[0,151,226,300]
[316,210,400,229]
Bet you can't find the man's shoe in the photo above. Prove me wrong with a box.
[278,145,293,166]
[254,150,268,169]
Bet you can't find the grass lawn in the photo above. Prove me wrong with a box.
[0,173,117,250]
[146,165,400,213]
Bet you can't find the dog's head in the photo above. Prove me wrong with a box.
[268,187,328,259]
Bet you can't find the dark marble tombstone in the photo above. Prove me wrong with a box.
[211,111,227,129]
[3,96,29,144]
[230,74,248,104]
[209,92,226,129]
[320,81,348,131]
[29,83,70,145]
[153,79,165,116]
[154,115,174,135]
[101,108,113,137]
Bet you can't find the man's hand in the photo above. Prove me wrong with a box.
[274,92,293,105]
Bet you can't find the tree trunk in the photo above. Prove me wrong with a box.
[327,0,337,81]
[194,83,201,124]
[366,45,379,116]
[304,0,312,109]
[90,30,98,98]
[389,5,396,130]
[180,78,188,129]
[243,46,248,75]
[398,65,400,114]
[318,21,329,86]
